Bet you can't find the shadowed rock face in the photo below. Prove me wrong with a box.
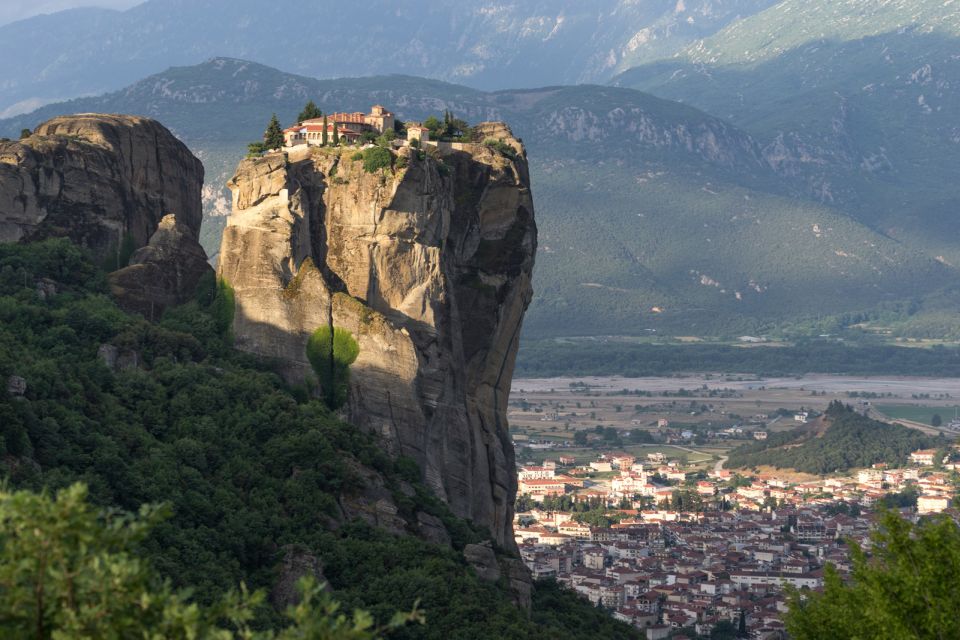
[0,113,211,314]
[218,125,536,547]
[108,214,212,319]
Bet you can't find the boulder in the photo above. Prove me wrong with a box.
[416,511,451,546]
[0,114,203,253]
[6,375,26,397]
[0,114,210,314]
[271,545,327,610]
[97,344,141,371]
[463,542,501,583]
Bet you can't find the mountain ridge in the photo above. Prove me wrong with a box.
[613,0,960,267]
[0,0,780,115]
[4,57,954,339]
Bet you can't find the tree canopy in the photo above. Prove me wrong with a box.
[786,511,960,639]
[298,100,323,123]
[264,113,284,150]
[0,239,643,639]
[0,482,420,639]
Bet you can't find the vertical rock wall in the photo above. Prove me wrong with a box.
[217,127,536,547]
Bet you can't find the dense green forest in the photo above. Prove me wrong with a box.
[515,339,960,378]
[0,239,640,639]
[0,482,422,639]
[726,402,946,474]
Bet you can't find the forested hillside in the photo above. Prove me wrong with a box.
[0,239,639,639]
[726,402,945,474]
[515,339,960,378]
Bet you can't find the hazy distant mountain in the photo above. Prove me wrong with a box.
[614,0,960,266]
[2,58,953,338]
[0,0,778,115]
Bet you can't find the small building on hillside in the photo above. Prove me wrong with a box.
[910,449,937,466]
[917,494,951,515]
[406,123,430,143]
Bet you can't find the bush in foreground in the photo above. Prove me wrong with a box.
[786,511,960,639]
[0,483,420,639]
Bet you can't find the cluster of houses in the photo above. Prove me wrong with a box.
[515,447,960,638]
[282,104,432,147]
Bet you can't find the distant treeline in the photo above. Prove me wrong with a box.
[515,340,960,377]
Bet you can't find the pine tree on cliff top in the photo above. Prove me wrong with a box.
[264,113,284,150]
[297,100,322,123]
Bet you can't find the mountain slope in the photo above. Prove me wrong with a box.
[3,58,953,338]
[0,0,779,114]
[614,0,960,265]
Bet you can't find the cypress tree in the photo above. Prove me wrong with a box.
[322,115,329,146]
[332,121,340,145]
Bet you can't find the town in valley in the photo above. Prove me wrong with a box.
[510,374,960,639]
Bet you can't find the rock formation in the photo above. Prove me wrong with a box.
[218,125,536,548]
[108,214,212,318]
[0,114,212,313]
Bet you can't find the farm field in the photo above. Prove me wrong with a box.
[875,404,960,427]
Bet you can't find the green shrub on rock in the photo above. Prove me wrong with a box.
[307,326,360,409]
[360,147,392,173]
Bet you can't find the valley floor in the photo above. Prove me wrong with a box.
[510,374,960,450]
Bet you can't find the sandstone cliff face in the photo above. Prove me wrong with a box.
[0,114,204,251]
[218,126,536,547]
[0,114,212,314]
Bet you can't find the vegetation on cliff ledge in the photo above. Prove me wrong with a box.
[359,146,393,173]
[307,325,360,410]
[0,238,640,639]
